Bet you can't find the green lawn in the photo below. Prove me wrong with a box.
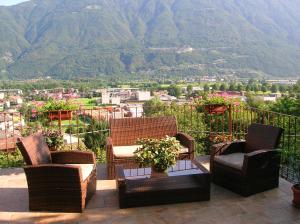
[74,98,98,109]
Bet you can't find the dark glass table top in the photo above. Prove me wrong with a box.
[123,160,207,180]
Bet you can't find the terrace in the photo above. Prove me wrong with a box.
[0,104,299,223]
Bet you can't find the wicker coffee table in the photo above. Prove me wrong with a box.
[116,160,210,208]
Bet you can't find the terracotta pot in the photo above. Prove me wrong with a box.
[204,104,227,115]
[292,184,300,208]
[48,110,73,121]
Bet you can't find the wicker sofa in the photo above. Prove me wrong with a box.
[210,123,283,196]
[17,133,97,212]
[106,116,195,179]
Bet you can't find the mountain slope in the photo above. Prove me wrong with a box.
[0,0,300,79]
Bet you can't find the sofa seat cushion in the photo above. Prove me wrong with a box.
[113,144,189,158]
[65,164,94,181]
[214,153,245,170]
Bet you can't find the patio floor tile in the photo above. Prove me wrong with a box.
[0,157,296,224]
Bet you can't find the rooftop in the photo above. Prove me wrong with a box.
[0,157,299,224]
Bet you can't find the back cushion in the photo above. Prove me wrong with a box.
[110,116,178,146]
[245,123,283,153]
[17,133,51,165]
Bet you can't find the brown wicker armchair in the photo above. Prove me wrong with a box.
[210,123,283,196]
[106,116,195,179]
[17,133,97,212]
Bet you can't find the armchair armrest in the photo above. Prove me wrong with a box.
[176,132,195,154]
[211,140,246,156]
[115,165,126,189]
[24,164,82,184]
[115,165,125,181]
[51,151,96,164]
[106,137,113,161]
[243,149,281,177]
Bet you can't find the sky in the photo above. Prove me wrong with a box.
[0,0,29,6]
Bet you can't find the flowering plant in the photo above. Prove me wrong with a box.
[134,136,181,172]
[209,134,232,143]
[43,130,64,150]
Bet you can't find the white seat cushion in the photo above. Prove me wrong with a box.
[65,164,94,181]
[113,144,189,158]
[214,153,245,170]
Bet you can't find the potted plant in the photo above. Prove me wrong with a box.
[204,96,229,115]
[292,158,300,208]
[43,130,64,151]
[39,100,78,121]
[134,136,181,176]
[196,96,229,115]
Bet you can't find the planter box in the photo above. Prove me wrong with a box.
[204,104,227,115]
[292,184,300,208]
[48,110,73,121]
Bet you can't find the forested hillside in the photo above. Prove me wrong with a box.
[0,0,300,79]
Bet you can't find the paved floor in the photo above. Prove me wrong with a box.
[0,157,299,224]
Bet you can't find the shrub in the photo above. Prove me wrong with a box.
[43,130,64,150]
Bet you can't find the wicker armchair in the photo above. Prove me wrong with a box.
[210,123,283,196]
[17,133,97,212]
[106,116,195,179]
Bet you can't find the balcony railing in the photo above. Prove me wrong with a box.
[0,104,299,183]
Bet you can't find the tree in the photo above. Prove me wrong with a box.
[219,83,227,91]
[261,86,267,93]
[203,84,210,92]
[211,83,219,91]
[237,84,244,92]
[187,84,193,97]
[252,84,259,92]
[270,96,300,116]
[279,85,287,93]
[245,84,251,92]
[271,84,278,93]
[143,97,165,116]
[167,85,181,98]
[229,83,236,91]
[246,93,267,109]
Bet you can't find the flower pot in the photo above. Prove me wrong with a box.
[48,146,58,151]
[204,104,227,115]
[292,184,300,208]
[151,166,167,178]
[48,110,73,121]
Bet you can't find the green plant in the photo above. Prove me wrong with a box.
[83,120,109,150]
[195,96,230,113]
[134,136,181,172]
[43,130,64,150]
[38,100,78,112]
[197,96,229,106]
[83,120,109,163]
[0,150,24,168]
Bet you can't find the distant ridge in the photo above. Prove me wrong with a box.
[0,0,299,79]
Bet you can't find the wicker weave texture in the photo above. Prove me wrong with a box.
[245,123,283,152]
[109,116,178,146]
[17,134,97,212]
[210,123,283,196]
[107,116,195,179]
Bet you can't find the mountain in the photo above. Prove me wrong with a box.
[0,0,300,79]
